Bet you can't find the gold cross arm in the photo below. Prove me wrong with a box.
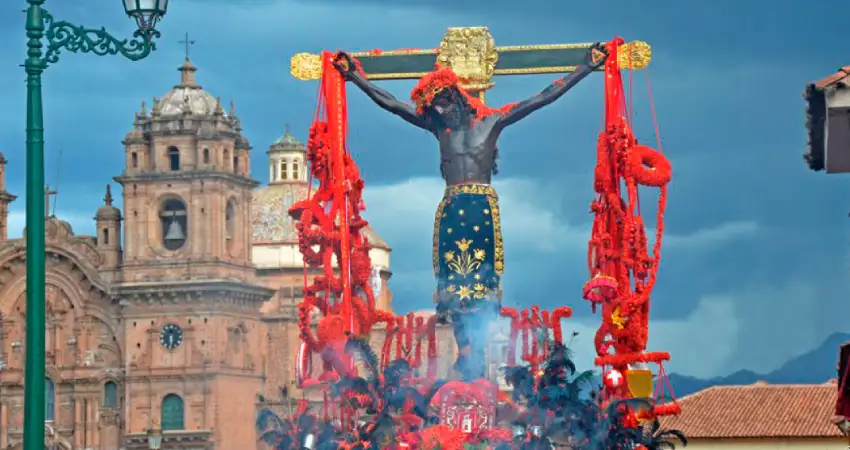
[290,27,651,93]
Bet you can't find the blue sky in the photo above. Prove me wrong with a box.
[0,0,848,378]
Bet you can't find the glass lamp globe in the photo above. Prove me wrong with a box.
[123,0,168,32]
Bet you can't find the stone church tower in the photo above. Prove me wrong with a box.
[0,56,413,450]
[113,59,274,450]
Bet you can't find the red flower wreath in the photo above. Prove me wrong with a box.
[411,66,460,114]
[409,65,517,119]
[627,144,672,187]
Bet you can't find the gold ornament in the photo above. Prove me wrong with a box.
[617,41,652,70]
[436,27,499,92]
[290,53,323,81]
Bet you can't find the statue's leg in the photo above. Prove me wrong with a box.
[433,185,504,381]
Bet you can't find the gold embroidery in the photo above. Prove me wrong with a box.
[486,194,505,275]
[444,183,497,198]
[441,238,496,302]
[433,183,504,281]
[473,225,480,232]
[457,286,474,300]
[445,238,485,276]
[458,209,465,216]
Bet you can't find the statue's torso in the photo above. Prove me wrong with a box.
[436,115,501,186]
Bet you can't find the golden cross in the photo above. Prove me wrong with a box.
[290,27,651,97]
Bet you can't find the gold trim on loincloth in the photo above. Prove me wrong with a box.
[432,183,504,276]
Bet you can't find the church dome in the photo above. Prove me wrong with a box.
[251,131,390,270]
[252,182,309,243]
[155,59,225,117]
[251,183,390,249]
[272,131,305,147]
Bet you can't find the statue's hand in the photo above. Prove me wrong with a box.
[333,51,358,80]
[585,42,609,69]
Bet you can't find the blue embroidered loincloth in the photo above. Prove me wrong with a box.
[433,184,504,315]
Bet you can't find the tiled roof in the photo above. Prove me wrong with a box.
[812,66,850,89]
[660,381,843,439]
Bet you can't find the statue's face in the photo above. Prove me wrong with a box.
[427,88,467,128]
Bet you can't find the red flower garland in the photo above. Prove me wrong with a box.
[627,144,672,187]
[584,38,678,415]
[409,64,517,119]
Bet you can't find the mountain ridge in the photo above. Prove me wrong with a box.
[666,332,849,396]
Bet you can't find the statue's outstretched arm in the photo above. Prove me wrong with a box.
[496,43,608,130]
[495,65,594,129]
[349,71,429,130]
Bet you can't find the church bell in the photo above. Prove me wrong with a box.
[164,218,185,241]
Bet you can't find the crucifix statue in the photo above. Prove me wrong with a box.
[290,27,651,381]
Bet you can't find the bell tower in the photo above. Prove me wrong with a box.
[94,184,122,271]
[113,59,273,450]
[116,59,256,281]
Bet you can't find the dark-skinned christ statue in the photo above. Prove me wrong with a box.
[333,43,609,381]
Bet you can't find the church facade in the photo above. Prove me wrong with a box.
[0,59,401,450]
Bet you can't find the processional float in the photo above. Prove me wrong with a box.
[285,27,679,438]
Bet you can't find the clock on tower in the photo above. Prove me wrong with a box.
[159,323,183,350]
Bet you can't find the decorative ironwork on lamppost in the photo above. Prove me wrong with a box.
[21,1,167,449]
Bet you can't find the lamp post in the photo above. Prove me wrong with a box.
[22,1,167,449]
[146,425,163,450]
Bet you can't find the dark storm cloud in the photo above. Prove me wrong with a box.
[0,0,847,376]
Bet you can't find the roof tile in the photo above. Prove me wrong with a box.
[660,382,842,439]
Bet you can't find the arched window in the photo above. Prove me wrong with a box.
[225,201,235,241]
[233,156,239,173]
[167,147,180,171]
[131,152,138,168]
[159,198,188,251]
[45,377,55,421]
[202,148,210,164]
[101,228,110,245]
[161,394,184,431]
[103,381,118,407]
[223,149,230,169]
[280,160,288,181]
[292,160,300,181]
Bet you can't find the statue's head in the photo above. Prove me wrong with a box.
[412,67,474,128]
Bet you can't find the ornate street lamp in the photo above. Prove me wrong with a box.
[123,0,168,32]
[146,425,163,450]
[21,1,167,449]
